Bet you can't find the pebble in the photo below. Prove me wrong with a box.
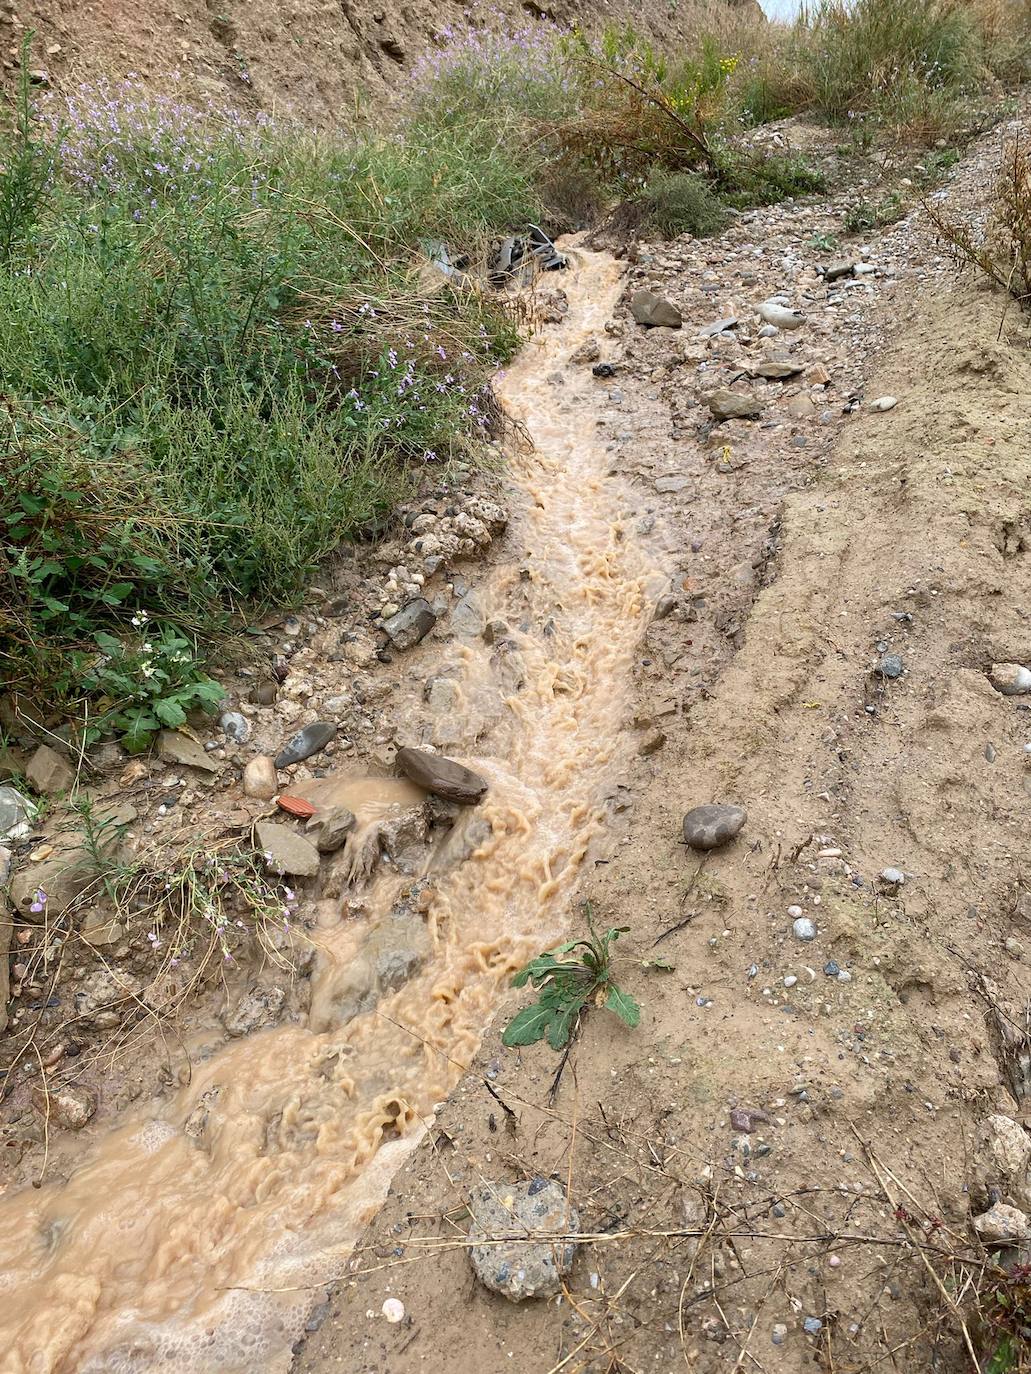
[219,711,250,743]
[870,395,897,411]
[682,803,747,851]
[255,821,320,878]
[783,975,798,988]
[274,721,337,769]
[708,389,764,421]
[793,918,817,941]
[32,1083,96,1131]
[823,961,840,977]
[803,1317,823,1336]
[989,662,1031,696]
[880,867,905,885]
[243,755,279,799]
[382,598,437,650]
[381,1298,405,1323]
[772,1324,787,1346]
[875,653,904,679]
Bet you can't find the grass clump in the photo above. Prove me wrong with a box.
[927,134,1031,313]
[1,75,528,746]
[639,170,727,238]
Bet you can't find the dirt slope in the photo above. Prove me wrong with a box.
[0,0,760,117]
[294,123,1031,1373]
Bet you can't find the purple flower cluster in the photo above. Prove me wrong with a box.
[43,76,273,201]
[409,22,573,113]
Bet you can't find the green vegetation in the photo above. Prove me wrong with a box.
[502,909,640,1050]
[1,62,524,744]
[4,2,1029,748]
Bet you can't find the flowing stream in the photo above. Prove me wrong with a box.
[0,248,664,1373]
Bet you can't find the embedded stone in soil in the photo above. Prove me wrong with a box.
[682,803,747,851]
[467,1177,580,1301]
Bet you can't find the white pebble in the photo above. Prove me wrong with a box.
[787,904,803,919]
[870,395,897,411]
[382,1298,405,1323]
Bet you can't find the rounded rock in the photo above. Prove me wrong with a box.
[793,917,817,942]
[219,711,250,744]
[880,867,905,886]
[243,755,279,801]
[468,1177,579,1301]
[682,803,747,851]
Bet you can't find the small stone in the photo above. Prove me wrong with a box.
[250,681,278,706]
[875,654,904,679]
[274,721,336,769]
[306,805,356,853]
[468,1177,579,1301]
[880,867,905,886]
[396,747,487,805]
[570,337,600,364]
[382,598,437,650]
[219,711,250,744]
[381,1298,405,1323]
[631,289,682,329]
[989,663,1031,696]
[157,731,221,773]
[807,363,831,385]
[730,1106,770,1134]
[784,975,798,988]
[80,917,125,947]
[753,356,803,380]
[824,961,840,977]
[758,301,805,330]
[972,1202,1031,1244]
[682,803,747,851]
[772,1323,788,1345]
[697,316,738,338]
[707,389,764,421]
[870,395,898,412]
[243,755,279,800]
[803,1317,823,1336]
[823,260,855,281]
[255,822,320,878]
[793,917,817,941]
[222,985,286,1036]
[25,744,74,796]
[32,1083,96,1130]
[638,731,666,757]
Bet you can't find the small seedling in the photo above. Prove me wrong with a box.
[809,231,839,253]
[502,907,640,1050]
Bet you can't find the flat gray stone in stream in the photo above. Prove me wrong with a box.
[274,721,336,769]
[382,598,437,650]
[396,746,488,805]
[468,1177,580,1301]
[683,803,747,851]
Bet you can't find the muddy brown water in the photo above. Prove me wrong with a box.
[0,249,666,1372]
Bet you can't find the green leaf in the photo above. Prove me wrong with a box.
[121,713,159,754]
[154,697,188,727]
[546,1003,580,1050]
[501,1002,554,1047]
[605,985,641,1029]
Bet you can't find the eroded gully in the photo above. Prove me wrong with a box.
[0,246,666,1373]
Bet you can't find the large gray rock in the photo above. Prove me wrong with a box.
[256,821,320,878]
[630,289,682,329]
[306,804,356,854]
[707,389,764,421]
[990,662,1031,696]
[682,803,747,851]
[383,598,437,650]
[221,985,287,1037]
[0,785,36,842]
[468,1177,580,1301]
[274,721,336,769]
[396,747,488,805]
[25,744,74,795]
